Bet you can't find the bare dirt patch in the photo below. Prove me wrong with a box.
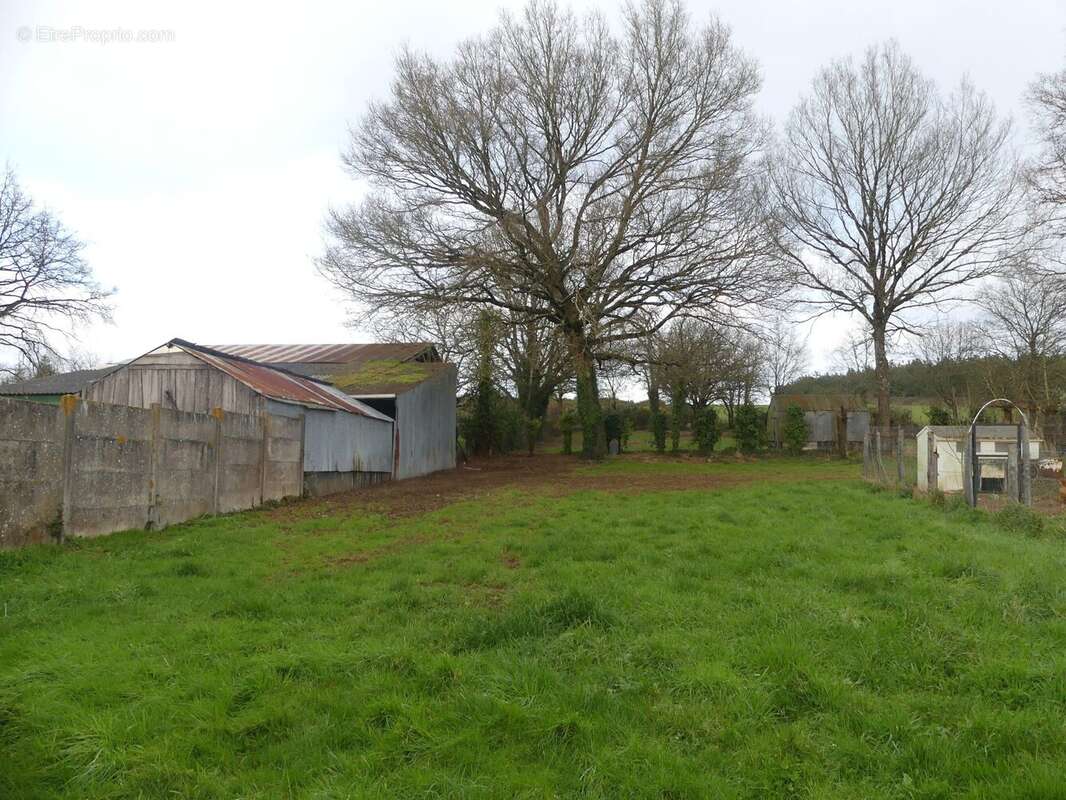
[270,453,857,524]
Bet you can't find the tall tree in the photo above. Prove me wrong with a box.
[0,168,112,375]
[319,0,781,458]
[1027,63,1066,238]
[771,41,1023,433]
[980,260,1066,417]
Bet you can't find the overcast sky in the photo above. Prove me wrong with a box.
[2,0,1064,374]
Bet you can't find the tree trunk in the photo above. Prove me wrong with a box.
[566,324,604,459]
[648,377,665,452]
[872,322,891,435]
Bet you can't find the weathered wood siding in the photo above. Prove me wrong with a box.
[85,352,263,415]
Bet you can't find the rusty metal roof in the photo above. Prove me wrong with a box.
[209,342,438,366]
[167,340,392,421]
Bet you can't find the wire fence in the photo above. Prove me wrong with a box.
[862,425,1064,513]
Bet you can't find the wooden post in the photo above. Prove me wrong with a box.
[862,431,871,481]
[1006,442,1018,501]
[1020,420,1032,507]
[963,433,976,508]
[59,394,79,542]
[148,403,161,530]
[875,429,884,482]
[925,432,937,492]
[896,427,905,487]
[211,407,224,515]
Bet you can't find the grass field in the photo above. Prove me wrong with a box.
[3,456,1066,798]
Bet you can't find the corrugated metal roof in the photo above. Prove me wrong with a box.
[209,342,437,365]
[0,367,116,396]
[769,393,868,412]
[167,340,392,421]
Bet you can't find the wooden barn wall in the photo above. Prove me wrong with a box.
[394,366,457,480]
[85,352,262,416]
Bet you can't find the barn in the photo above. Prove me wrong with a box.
[767,393,870,450]
[82,339,396,495]
[916,425,1044,494]
[210,343,457,480]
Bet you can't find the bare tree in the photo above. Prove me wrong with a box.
[771,41,1024,433]
[980,259,1066,417]
[319,0,782,457]
[760,318,809,396]
[910,318,980,422]
[0,168,112,375]
[369,302,480,392]
[1028,64,1066,237]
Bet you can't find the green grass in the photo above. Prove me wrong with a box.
[3,460,1066,798]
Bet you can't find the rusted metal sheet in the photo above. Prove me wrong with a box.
[208,342,437,366]
[167,340,391,420]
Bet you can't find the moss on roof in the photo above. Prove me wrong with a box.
[330,359,433,393]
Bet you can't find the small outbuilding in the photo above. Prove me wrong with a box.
[767,393,870,450]
[917,425,1043,494]
[0,367,114,405]
[82,339,396,495]
[212,343,457,480]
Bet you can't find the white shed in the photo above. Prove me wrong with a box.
[917,425,1042,493]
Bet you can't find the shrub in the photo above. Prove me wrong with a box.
[734,403,761,453]
[603,411,624,452]
[928,406,952,426]
[782,404,809,455]
[693,407,719,455]
[651,411,667,453]
[993,503,1045,537]
[560,410,577,455]
[622,416,634,450]
[670,390,685,453]
[525,416,542,456]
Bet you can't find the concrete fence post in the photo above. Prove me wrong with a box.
[59,394,79,542]
[211,407,224,515]
[259,411,271,506]
[297,413,306,498]
[148,403,161,530]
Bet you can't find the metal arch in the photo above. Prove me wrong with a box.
[968,398,1029,431]
[965,398,1031,508]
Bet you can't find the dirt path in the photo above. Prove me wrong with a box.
[270,453,858,523]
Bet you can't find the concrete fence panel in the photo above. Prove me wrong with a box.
[0,399,64,548]
[0,396,307,548]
